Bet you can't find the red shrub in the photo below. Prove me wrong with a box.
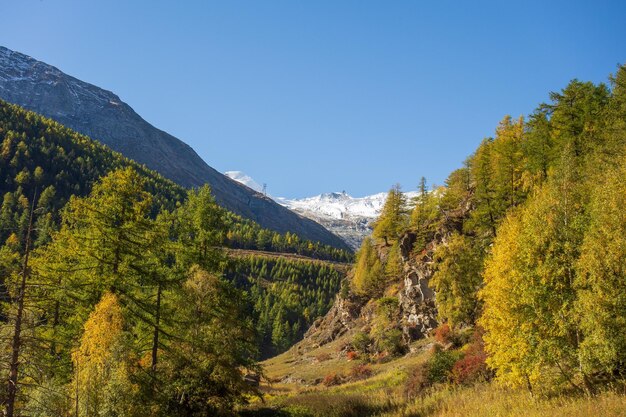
[349,364,372,380]
[451,329,491,385]
[322,372,343,386]
[434,323,452,345]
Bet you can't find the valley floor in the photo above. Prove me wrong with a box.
[239,331,626,417]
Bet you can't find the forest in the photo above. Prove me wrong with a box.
[225,256,344,358]
[0,101,352,416]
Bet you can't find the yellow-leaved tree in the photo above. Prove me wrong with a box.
[576,160,626,378]
[352,237,384,296]
[480,153,587,392]
[71,292,139,417]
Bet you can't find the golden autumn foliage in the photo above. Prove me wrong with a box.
[71,292,140,417]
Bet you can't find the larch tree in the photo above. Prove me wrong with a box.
[431,232,483,328]
[372,184,408,246]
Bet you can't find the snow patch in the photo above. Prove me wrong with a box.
[225,171,264,193]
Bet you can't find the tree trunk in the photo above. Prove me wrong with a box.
[6,191,36,417]
[151,282,162,373]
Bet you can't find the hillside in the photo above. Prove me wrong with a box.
[0,45,349,250]
[0,99,351,357]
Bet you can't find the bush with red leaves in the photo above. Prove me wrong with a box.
[322,372,343,386]
[349,364,372,380]
[451,329,492,385]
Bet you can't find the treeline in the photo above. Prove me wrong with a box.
[224,219,353,263]
[352,65,626,393]
[225,256,343,358]
[0,100,185,248]
[0,168,258,416]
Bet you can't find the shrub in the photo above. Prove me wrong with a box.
[427,349,462,384]
[451,330,491,385]
[346,350,358,361]
[374,328,404,355]
[433,323,469,348]
[322,372,343,386]
[349,364,373,380]
[351,331,371,353]
[434,323,452,345]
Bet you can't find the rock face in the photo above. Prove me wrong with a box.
[304,293,364,347]
[0,46,349,250]
[302,231,440,350]
[398,232,438,343]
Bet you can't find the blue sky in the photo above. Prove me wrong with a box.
[2,1,625,198]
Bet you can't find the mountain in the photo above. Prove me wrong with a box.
[278,191,419,249]
[0,45,348,250]
[224,171,418,249]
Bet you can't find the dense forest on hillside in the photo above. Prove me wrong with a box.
[347,64,626,394]
[225,256,344,358]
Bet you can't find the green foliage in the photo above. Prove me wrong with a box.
[225,218,353,263]
[427,348,462,384]
[371,297,404,355]
[161,266,260,415]
[351,237,385,296]
[410,177,439,250]
[372,184,408,246]
[224,256,343,358]
[431,233,484,327]
[351,331,372,354]
[576,159,626,377]
[2,168,260,416]
[0,100,185,249]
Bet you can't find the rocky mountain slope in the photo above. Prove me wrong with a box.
[0,45,348,250]
[295,194,470,354]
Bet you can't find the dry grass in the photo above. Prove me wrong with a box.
[245,333,626,417]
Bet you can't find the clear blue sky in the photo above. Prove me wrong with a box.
[2,1,625,198]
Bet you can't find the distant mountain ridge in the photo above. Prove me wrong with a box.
[0,45,349,250]
[225,171,418,249]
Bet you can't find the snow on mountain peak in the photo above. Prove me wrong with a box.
[224,171,264,193]
[223,170,420,249]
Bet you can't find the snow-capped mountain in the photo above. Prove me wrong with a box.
[277,191,387,220]
[225,171,418,249]
[277,191,419,249]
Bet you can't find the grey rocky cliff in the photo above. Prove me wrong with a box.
[0,46,349,250]
[397,232,438,343]
[301,231,441,351]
